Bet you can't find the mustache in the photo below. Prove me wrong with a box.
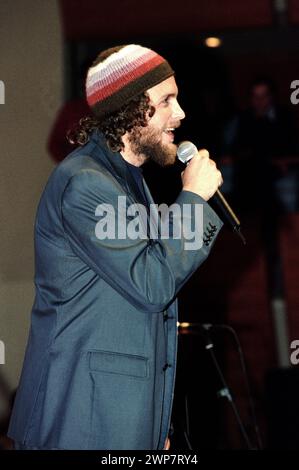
[169,122,181,130]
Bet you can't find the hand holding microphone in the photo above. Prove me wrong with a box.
[180,148,223,201]
[177,141,246,245]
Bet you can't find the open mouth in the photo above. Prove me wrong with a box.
[163,127,175,139]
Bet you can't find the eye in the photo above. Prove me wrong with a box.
[162,96,170,105]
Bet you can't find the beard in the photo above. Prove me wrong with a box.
[128,124,177,167]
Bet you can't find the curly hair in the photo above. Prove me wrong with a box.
[68,46,155,152]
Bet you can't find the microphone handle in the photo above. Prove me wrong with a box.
[214,190,240,226]
[212,190,246,245]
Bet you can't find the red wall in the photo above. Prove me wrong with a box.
[59,0,273,40]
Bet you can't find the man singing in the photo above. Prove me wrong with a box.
[9,44,223,450]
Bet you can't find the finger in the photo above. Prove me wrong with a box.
[197,148,210,159]
[164,437,170,450]
[217,170,223,186]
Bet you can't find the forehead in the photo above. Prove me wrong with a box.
[147,76,178,102]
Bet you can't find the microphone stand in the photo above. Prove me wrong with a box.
[200,326,255,450]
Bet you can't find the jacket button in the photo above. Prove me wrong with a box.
[163,363,171,372]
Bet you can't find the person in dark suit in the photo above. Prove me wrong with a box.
[8,45,223,450]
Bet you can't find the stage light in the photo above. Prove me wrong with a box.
[204,37,222,48]
[177,322,191,328]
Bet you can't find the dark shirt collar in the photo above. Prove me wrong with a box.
[89,130,147,206]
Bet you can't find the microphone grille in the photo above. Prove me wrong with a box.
[177,141,197,163]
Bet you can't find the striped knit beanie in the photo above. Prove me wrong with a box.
[85,44,174,119]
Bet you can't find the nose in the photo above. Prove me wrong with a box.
[172,99,185,121]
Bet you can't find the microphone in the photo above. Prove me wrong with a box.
[177,141,246,245]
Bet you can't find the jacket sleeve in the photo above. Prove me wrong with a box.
[61,169,223,313]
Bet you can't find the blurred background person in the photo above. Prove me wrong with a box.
[228,77,298,215]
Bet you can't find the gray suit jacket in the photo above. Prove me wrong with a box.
[8,131,222,449]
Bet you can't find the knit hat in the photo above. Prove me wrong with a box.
[85,44,174,118]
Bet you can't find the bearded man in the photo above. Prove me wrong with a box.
[8,44,223,450]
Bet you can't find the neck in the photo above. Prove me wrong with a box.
[120,134,146,167]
